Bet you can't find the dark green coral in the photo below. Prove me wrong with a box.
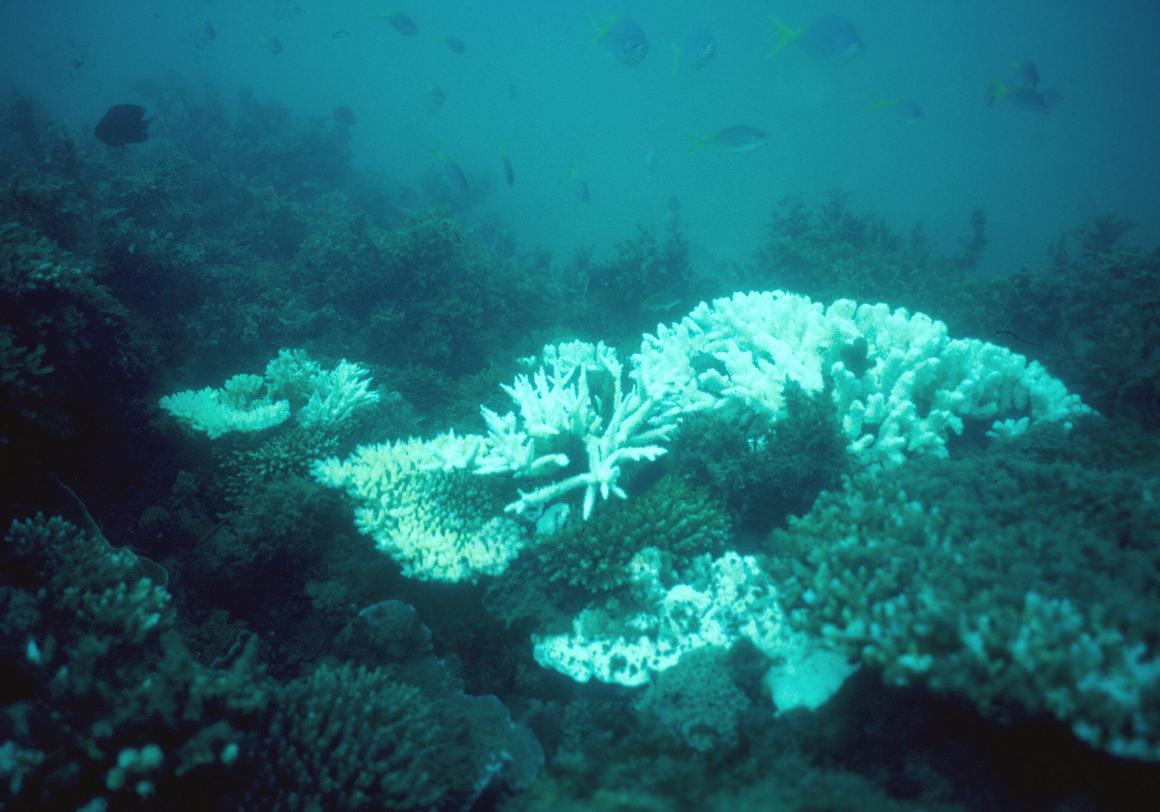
[532,473,731,593]
[764,420,1160,757]
[248,662,446,811]
[1,515,269,807]
[673,381,849,533]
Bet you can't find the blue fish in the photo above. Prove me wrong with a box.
[445,35,466,54]
[435,150,468,194]
[1015,60,1039,88]
[591,14,649,66]
[378,12,417,37]
[770,14,863,61]
[573,176,591,202]
[986,80,1060,113]
[691,125,768,152]
[869,97,925,123]
[267,36,283,55]
[892,99,925,122]
[502,155,514,186]
[673,26,716,73]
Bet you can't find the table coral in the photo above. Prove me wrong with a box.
[312,433,527,582]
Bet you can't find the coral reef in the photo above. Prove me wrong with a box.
[1,516,268,808]
[635,290,1090,468]
[533,548,786,687]
[246,662,445,811]
[631,646,753,753]
[3,89,1158,810]
[765,421,1160,759]
[313,433,529,582]
[160,348,380,439]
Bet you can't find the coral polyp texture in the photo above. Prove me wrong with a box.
[160,348,379,438]
[633,290,1091,467]
[312,433,529,582]
[765,442,1160,761]
[531,548,787,686]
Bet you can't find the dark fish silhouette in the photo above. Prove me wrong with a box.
[94,104,149,146]
[435,150,468,194]
[379,12,417,37]
[572,176,591,202]
[332,105,357,127]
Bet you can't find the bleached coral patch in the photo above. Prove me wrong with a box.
[313,433,527,582]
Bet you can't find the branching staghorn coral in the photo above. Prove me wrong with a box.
[475,340,676,519]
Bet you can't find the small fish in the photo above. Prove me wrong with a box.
[770,14,863,61]
[378,12,417,37]
[332,29,351,39]
[94,104,149,146]
[267,36,283,55]
[640,291,682,313]
[986,80,1060,113]
[428,85,445,106]
[1014,60,1039,88]
[332,105,357,127]
[672,26,715,74]
[868,97,925,122]
[444,35,466,54]
[590,14,649,66]
[436,150,468,194]
[692,125,768,152]
[644,148,656,170]
[571,173,591,202]
[501,153,514,186]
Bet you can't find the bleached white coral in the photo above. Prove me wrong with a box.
[312,433,527,582]
[159,374,291,439]
[823,298,1091,466]
[633,290,1092,469]
[633,290,831,417]
[532,549,789,686]
[160,349,380,438]
[297,359,380,428]
[476,341,676,519]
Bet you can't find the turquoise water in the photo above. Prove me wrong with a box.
[2,2,1159,810]
[4,1,1158,273]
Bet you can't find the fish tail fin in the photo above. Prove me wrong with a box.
[587,11,612,42]
[768,17,799,58]
[689,133,710,152]
[867,96,897,113]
